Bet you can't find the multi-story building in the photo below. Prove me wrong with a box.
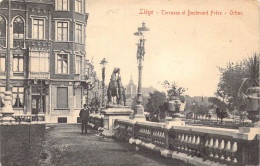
[0,0,89,123]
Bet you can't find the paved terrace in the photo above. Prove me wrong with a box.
[39,124,192,166]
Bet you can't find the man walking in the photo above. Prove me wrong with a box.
[79,104,90,134]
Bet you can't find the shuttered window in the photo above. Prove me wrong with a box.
[57,87,68,108]
[75,88,82,108]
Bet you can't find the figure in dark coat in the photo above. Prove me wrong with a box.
[79,104,89,134]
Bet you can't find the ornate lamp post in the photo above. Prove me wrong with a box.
[132,22,149,120]
[1,0,15,123]
[100,58,108,107]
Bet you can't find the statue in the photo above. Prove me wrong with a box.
[107,68,126,106]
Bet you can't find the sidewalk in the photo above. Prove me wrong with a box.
[39,124,192,166]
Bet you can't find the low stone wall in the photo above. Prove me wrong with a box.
[88,114,259,166]
[115,119,259,166]
[185,118,253,129]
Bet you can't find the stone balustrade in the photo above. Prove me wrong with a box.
[0,114,45,123]
[114,119,135,140]
[112,119,259,166]
[186,118,253,128]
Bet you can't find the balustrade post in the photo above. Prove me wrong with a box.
[249,138,260,165]
[165,128,169,149]
[237,139,260,166]
[236,140,249,165]
[133,123,138,139]
[200,134,207,161]
[132,123,135,138]
[150,128,153,143]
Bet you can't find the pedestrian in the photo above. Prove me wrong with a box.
[79,104,90,134]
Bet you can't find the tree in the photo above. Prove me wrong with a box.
[197,105,208,119]
[208,97,228,123]
[216,54,259,113]
[145,91,166,121]
[245,54,259,87]
[163,80,186,99]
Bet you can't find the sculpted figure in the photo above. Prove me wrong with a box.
[107,68,126,106]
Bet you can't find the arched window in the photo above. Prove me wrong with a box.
[0,16,6,38]
[13,17,24,39]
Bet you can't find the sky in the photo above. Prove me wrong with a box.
[85,0,260,97]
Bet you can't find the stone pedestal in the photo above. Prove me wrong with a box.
[245,87,260,127]
[166,99,185,128]
[1,91,15,123]
[131,104,146,121]
[101,105,133,137]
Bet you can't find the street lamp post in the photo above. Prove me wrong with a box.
[100,58,108,107]
[1,0,15,123]
[132,22,149,120]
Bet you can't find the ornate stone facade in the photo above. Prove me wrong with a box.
[0,0,89,123]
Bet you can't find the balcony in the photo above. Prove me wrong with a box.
[26,39,51,51]
[29,72,50,79]
[13,39,25,48]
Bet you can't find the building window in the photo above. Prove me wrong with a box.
[0,87,5,108]
[57,54,68,74]
[57,22,68,41]
[30,52,49,72]
[13,17,24,39]
[0,53,5,72]
[13,54,23,72]
[75,23,82,43]
[75,88,82,108]
[0,16,6,38]
[75,0,82,13]
[75,55,82,74]
[57,87,68,108]
[12,87,24,108]
[33,19,44,39]
[56,0,69,11]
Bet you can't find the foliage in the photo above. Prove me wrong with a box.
[163,80,186,99]
[189,102,209,119]
[197,105,209,118]
[216,54,259,113]
[145,91,166,118]
[208,97,226,110]
[245,54,259,87]
[131,96,148,110]
[89,97,101,113]
[208,97,228,122]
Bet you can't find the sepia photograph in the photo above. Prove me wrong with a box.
[0,0,259,165]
